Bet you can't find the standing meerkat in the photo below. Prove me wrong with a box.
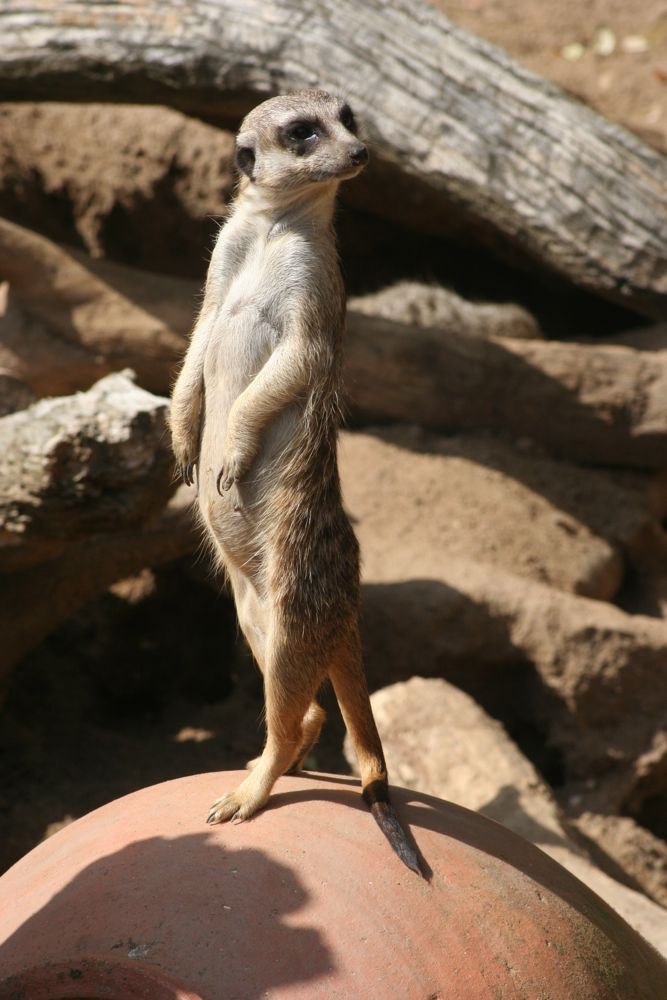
[170,90,420,874]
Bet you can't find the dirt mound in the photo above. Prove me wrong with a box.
[0,103,235,276]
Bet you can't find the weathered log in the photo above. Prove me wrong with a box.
[0,371,175,572]
[1,1,666,317]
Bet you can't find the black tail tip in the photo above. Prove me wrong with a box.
[369,799,423,877]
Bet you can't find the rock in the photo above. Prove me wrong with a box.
[598,323,667,352]
[345,314,667,468]
[344,677,667,956]
[0,484,199,686]
[350,280,542,339]
[0,103,235,276]
[340,427,657,600]
[572,811,667,909]
[342,429,667,813]
[360,561,667,824]
[0,279,112,398]
[620,570,667,619]
[348,677,566,844]
[0,371,173,566]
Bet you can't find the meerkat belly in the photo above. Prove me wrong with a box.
[198,298,303,579]
[201,241,296,435]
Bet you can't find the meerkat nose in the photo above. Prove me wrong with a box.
[349,144,369,166]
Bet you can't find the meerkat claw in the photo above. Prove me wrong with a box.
[177,462,194,485]
[216,469,233,494]
[207,785,268,824]
[217,458,247,494]
[207,803,231,824]
[207,791,238,824]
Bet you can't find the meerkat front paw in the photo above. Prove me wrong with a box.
[171,428,200,486]
[173,447,198,486]
[177,461,196,486]
[215,452,251,494]
[215,433,257,494]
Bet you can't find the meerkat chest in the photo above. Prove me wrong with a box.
[207,232,313,385]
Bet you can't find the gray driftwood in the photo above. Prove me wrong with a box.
[0,371,175,573]
[0,1,666,317]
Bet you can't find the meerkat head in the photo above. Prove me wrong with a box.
[234,90,368,194]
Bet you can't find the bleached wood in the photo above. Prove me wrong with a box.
[0,0,666,316]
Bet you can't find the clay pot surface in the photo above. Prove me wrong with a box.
[0,770,666,999]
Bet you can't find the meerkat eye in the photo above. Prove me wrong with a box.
[340,105,357,133]
[285,121,318,143]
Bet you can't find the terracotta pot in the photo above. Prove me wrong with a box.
[0,770,665,999]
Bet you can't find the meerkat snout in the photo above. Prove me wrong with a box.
[349,143,368,166]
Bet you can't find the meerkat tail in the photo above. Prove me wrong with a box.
[363,779,422,876]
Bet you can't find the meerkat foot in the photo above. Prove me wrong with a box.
[207,781,269,825]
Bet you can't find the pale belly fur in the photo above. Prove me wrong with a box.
[197,301,302,583]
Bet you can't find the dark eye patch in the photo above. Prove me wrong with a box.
[287,121,317,142]
[280,119,321,154]
[340,104,357,133]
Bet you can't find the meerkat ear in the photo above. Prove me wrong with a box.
[235,133,256,180]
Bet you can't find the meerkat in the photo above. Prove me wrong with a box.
[170,90,420,875]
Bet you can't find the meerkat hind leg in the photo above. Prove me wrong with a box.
[247,700,325,774]
[286,700,327,774]
[208,645,316,824]
[329,640,422,875]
